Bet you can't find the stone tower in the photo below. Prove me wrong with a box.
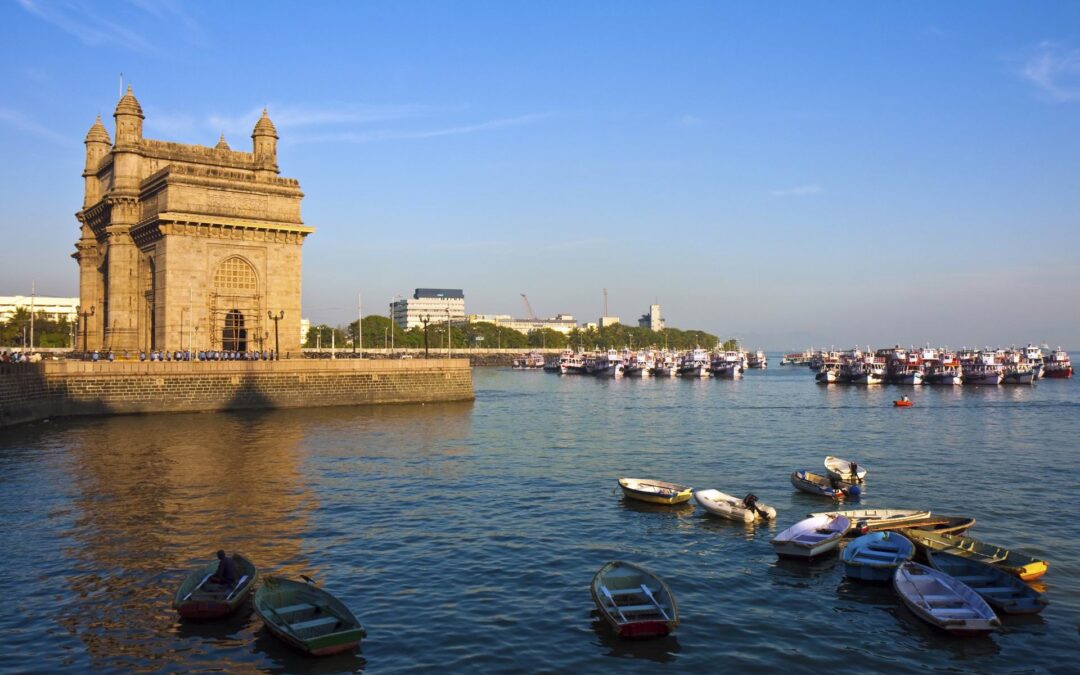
[74,87,313,354]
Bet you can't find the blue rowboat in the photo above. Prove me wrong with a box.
[926,551,1048,615]
[842,531,915,582]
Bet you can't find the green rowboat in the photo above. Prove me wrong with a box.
[173,553,259,620]
[254,576,366,656]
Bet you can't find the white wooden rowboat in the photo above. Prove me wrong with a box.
[770,514,850,558]
[893,562,1000,636]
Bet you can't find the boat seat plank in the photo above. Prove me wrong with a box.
[290,615,340,632]
[607,587,656,597]
[919,595,956,603]
[276,603,316,615]
[977,586,1019,594]
[952,575,994,583]
[615,604,663,614]
[930,608,979,616]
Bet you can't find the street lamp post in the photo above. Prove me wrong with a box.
[77,305,95,357]
[447,308,451,359]
[268,310,284,360]
[420,314,431,358]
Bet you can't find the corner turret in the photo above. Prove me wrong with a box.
[113,85,144,145]
[252,108,279,176]
[83,116,111,207]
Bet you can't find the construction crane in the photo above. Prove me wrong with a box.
[520,293,544,328]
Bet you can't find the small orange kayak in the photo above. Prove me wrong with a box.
[893,400,913,407]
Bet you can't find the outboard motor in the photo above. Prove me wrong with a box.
[846,484,862,500]
[856,519,869,535]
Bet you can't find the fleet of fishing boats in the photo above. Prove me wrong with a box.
[608,454,1050,639]
[514,347,769,378]
[795,344,1073,385]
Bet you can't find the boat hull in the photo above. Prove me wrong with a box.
[618,478,693,505]
[254,576,366,656]
[771,515,850,559]
[173,554,259,620]
[926,551,1048,615]
[842,531,915,582]
[893,562,1000,636]
[591,561,678,639]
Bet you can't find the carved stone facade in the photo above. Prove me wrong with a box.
[74,87,313,354]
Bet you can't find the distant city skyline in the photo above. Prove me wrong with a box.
[2,2,1078,350]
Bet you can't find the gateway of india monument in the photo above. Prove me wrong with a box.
[74,86,310,355]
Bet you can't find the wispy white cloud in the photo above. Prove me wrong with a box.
[17,0,154,52]
[771,184,822,197]
[0,107,69,145]
[1021,41,1080,101]
[17,0,204,53]
[675,114,704,127]
[293,113,551,145]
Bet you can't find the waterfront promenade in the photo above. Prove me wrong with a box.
[0,358,474,428]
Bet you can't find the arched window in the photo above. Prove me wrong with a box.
[214,256,258,291]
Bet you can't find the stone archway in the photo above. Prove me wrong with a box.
[211,255,261,351]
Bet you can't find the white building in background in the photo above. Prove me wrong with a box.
[0,295,79,322]
[300,318,311,345]
[467,313,578,335]
[392,289,466,330]
[598,315,621,328]
[638,304,665,331]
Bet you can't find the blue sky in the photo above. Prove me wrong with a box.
[2,1,1078,350]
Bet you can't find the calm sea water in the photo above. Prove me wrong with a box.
[0,361,1077,673]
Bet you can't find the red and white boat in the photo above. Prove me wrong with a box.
[1044,348,1073,379]
[924,352,962,385]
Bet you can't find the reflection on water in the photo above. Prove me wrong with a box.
[0,367,1076,672]
[590,614,681,663]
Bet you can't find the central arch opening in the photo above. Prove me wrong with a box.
[223,309,247,351]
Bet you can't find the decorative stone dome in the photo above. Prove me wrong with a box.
[215,133,231,151]
[85,115,111,144]
[252,108,278,138]
[115,85,144,119]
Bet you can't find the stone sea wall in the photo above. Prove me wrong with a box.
[0,359,474,428]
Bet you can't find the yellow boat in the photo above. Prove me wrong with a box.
[618,478,693,505]
[905,529,1049,581]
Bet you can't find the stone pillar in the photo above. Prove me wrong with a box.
[103,198,141,352]
[72,236,102,351]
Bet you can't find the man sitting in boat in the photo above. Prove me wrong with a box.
[901,395,910,402]
[743,493,761,516]
[210,550,238,587]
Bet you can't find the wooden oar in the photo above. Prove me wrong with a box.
[600,586,628,623]
[183,572,213,601]
[639,584,670,621]
[225,575,249,601]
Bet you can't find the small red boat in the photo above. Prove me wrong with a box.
[1044,348,1073,378]
[893,400,913,407]
[591,561,678,638]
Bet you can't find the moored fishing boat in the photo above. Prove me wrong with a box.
[926,551,1048,614]
[770,514,850,559]
[808,508,930,533]
[694,489,777,522]
[903,529,1049,580]
[561,351,588,374]
[710,351,744,378]
[1043,348,1072,378]
[924,352,963,385]
[747,350,767,369]
[789,469,860,500]
[173,553,259,620]
[591,561,679,638]
[1002,365,1036,385]
[254,576,366,656]
[618,478,693,505]
[815,360,841,383]
[678,348,710,378]
[824,455,867,482]
[893,562,1000,636]
[842,531,915,581]
[512,351,546,369]
[963,351,1004,385]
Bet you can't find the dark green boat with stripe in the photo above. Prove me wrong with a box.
[254,576,366,656]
